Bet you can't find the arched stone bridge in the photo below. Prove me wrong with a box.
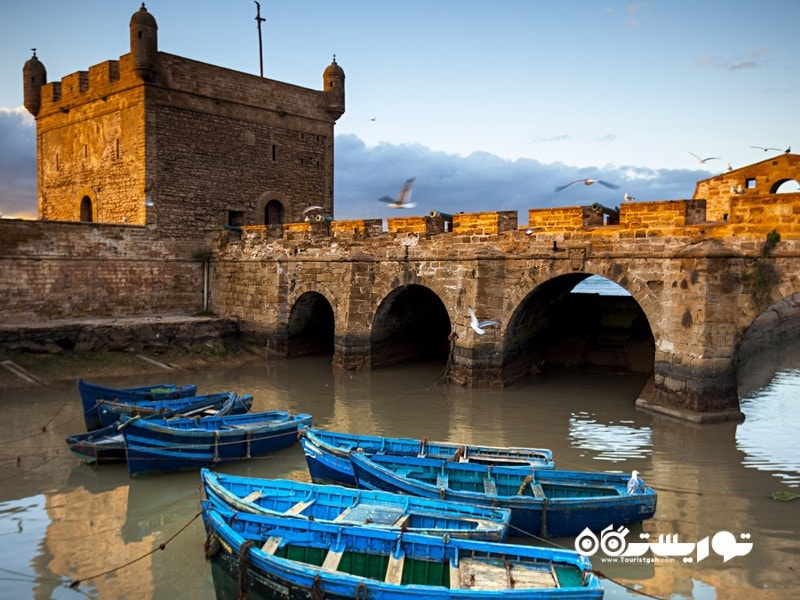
[210,175,800,424]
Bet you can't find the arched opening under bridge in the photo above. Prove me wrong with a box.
[503,274,654,384]
[287,292,334,357]
[370,284,451,369]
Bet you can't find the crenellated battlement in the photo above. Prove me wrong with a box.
[38,56,134,114]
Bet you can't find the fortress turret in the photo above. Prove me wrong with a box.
[323,55,345,121]
[130,3,158,81]
[22,49,47,117]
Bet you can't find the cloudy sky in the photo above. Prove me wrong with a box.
[1,1,797,221]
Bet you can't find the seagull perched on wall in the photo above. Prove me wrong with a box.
[624,192,635,202]
[688,151,719,164]
[379,177,416,209]
[751,146,782,152]
[468,307,500,335]
[555,178,620,192]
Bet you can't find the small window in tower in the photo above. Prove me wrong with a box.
[84,144,88,159]
[115,139,120,160]
[56,153,60,171]
[227,210,245,227]
[299,158,305,166]
[746,178,756,189]
[272,145,276,161]
[80,196,93,222]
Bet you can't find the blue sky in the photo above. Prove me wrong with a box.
[1,1,797,221]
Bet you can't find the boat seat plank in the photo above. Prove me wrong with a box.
[322,549,344,571]
[530,483,546,499]
[284,499,315,515]
[458,558,556,590]
[261,536,282,554]
[385,553,405,584]
[242,490,263,503]
[450,564,461,589]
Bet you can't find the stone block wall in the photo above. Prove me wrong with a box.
[0,220,203,321]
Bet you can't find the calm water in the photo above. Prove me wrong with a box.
[1,343,799,599]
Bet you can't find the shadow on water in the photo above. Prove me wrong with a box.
[0,347,798,598]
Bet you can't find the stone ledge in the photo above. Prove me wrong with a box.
[635,398,745,424]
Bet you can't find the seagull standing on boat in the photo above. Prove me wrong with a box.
[468,307,500,335]
[627,470,642,495]
[378,178,416,209]
[555,179,620,192]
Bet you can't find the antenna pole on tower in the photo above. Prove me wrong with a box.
[254,1,265,77]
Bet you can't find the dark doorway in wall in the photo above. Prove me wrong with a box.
[370,284,451,369]
[265,200,284,225]
[80,196,92,222]
[287,292,335,357]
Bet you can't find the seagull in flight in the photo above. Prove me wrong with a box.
[624,192,635,202]
[302,205,324,214]
[555,178,620,192]
[379,177,416,209]
[751,146,782,152]
[468,307,500,335]
[688,151,719,163]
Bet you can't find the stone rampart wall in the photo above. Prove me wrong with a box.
[0,220,203,321]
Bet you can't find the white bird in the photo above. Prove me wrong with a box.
[379,177,416,209]
[555,178,620,192]
[627,470,642,495]
[726,163,733,172]
[624,192,635,202]
[688,151,719,163]
[302,205,324,214]
[751,146,782,153]
[468,307,500,335]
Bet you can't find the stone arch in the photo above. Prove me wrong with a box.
[771,179,800,194]
[502,271,655,384]
[370,284,451,369]
[287,291,335,357]
[77,187,97,222]
[256,191,289,225]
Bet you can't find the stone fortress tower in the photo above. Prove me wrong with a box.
[23,3,344,242]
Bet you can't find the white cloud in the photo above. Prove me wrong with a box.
[0,115,707,224]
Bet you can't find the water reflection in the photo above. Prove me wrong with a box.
[0,346,798,598]
[569,412,652,462]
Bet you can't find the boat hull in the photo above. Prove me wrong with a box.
[78,378,198,430]
[351,452,657,538]
[201,469,512,541]
[299,427,554,487]
[122,411,312,476]
[203,506,603,600]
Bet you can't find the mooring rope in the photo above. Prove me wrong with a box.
[67,509,203,590]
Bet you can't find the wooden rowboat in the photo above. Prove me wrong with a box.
[121,410,312,477]
[202,503,603,599]
[201,468,512,541]
[78,378,198,430]
[65,392,251,464]
[299,427,554,487]
[350,452,657,538]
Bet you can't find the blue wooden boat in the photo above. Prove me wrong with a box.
[201,468,512,541]
[299,427,555,487]
[350,452,657,538]
[121,410,313,477]
[93,390,253,429]
[65,392,251,464]
[78,378,198,430]
[202,503,603,599]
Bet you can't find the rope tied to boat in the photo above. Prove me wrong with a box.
[354,581,367,599]
[539,498,549,538]
[204,533,221,559]
[311,574,324,600]
[213,430,220,462]
[516,474,533,495]
[237,539,257,600]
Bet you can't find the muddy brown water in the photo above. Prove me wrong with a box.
[1,344,798,599]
